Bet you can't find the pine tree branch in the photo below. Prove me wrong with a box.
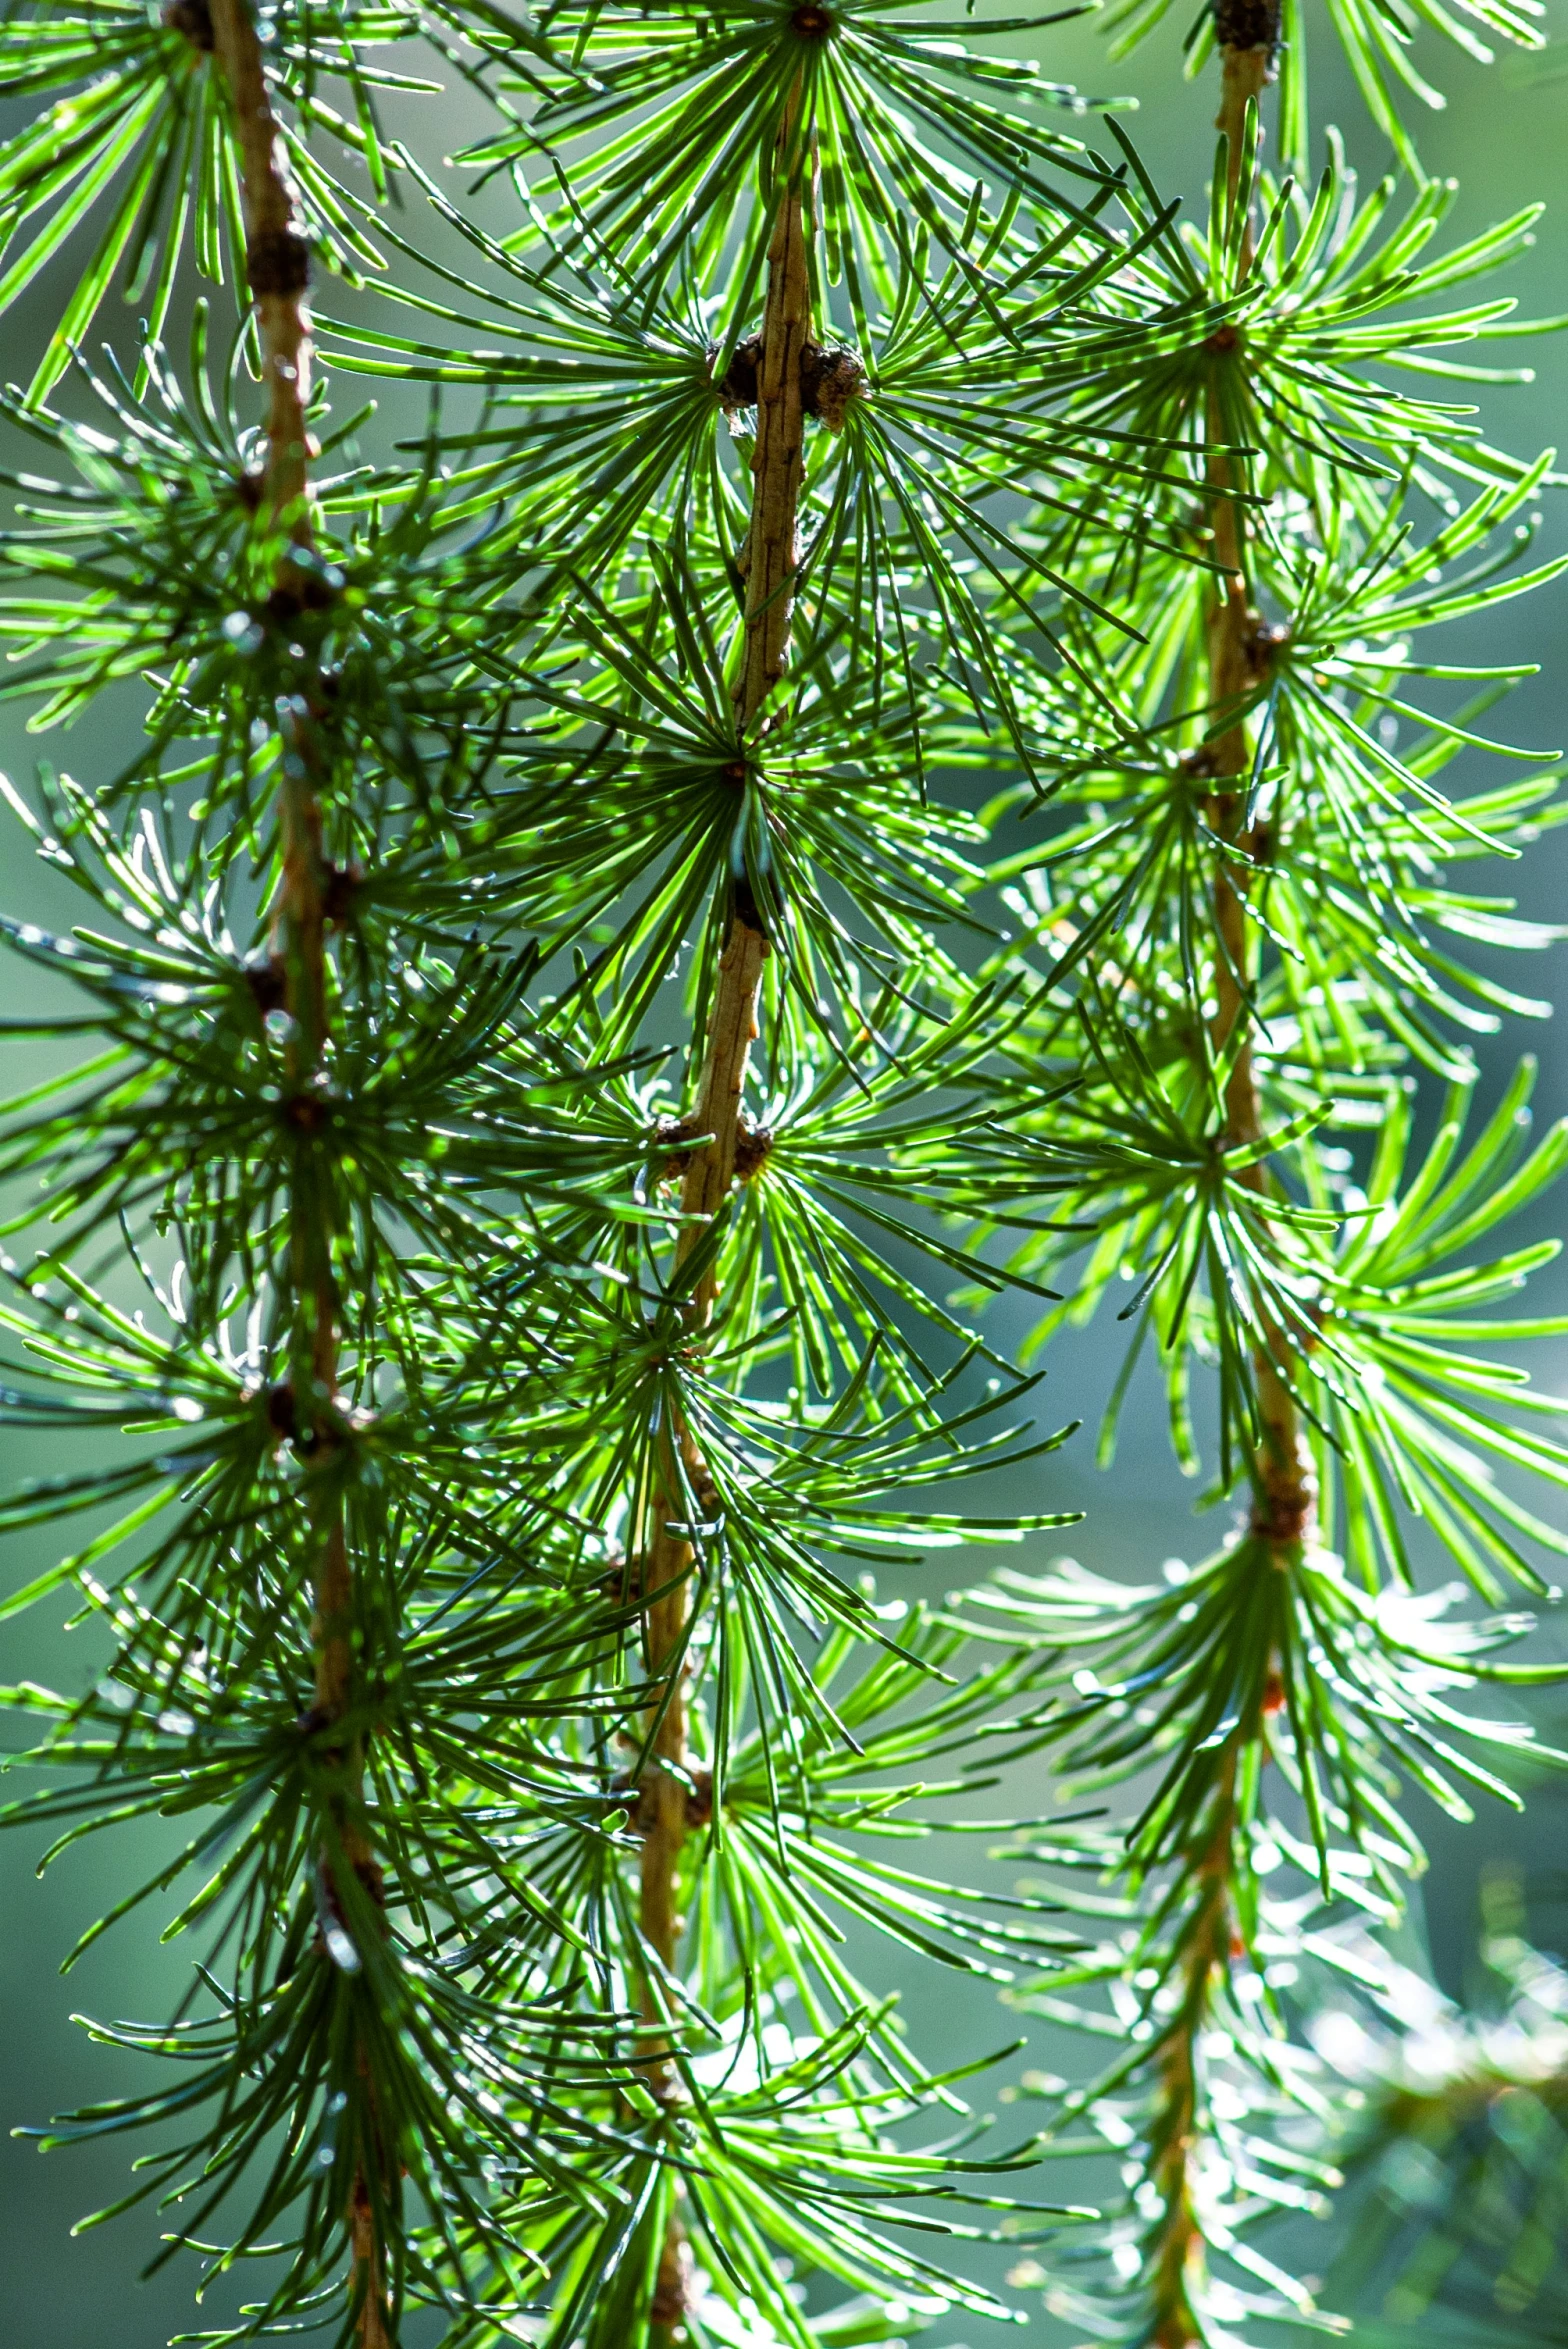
[5,1,1561,2336]
[207,9,387,2342]
[1203,33,1269,1147]
[1145,1754,1239,2349]
[635,73,821,2346]
[207,0,314,544]
[1142,19,1309,2342]
[1202,6,1312,1559]
[736,93,814,728]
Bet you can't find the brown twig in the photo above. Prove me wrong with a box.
[207,0,315,542]
[1142,20,1310,2344]
[637,75,822,2346]
[206,10,386,2341]
[1145,1757,1239,2349]
[735,93,814,723]
[1200,13,1313,1559]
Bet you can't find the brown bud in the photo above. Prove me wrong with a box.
[685,1769,715,1830]
[321,862,363,926]
[713,333,762,410]
[1214,0,1280,50]
[266,1380,298,1442]
[162,0,214,49]
[730,871,771,943]
[596,1553,647,1605]
[654,1115,697,1179]
[1245,620,1290,678]
[733,1116,774,1181]
[800,341,866,432]
[243,953,288,1017]
[246,230,311,298]
[710,334,865,432]
[1251,1478,1312,1550]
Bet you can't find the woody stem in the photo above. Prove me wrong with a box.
[638,88,812,2347]
[206,9,385,2343]
[207,0,314,541]
[1145,1759,1239,2349]
[1202,26,1312,1551]
[1143,27,1308,2348]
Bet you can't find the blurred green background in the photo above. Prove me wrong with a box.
[0,6,1566,2341]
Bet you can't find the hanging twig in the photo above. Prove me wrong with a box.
[207,8,386,2341]
[636,68,825,2344]
[1144,14,1307,2340]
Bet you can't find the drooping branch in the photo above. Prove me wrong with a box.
[1143,1758,1239,2349]
[637,900,771,2063]
[735,98,815,726]
[1200,0,1312,1555]
[207,10,386,2343]
[1140,20,1305,2344]
[637,72,822,2348]
[1202,26,1269,1136]
[207,0,315,541]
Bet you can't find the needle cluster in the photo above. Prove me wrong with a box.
[0,3,1562,2348]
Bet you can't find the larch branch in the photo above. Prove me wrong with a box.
[208,10,386,2341]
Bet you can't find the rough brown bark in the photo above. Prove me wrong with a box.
[207,11,385,2342]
